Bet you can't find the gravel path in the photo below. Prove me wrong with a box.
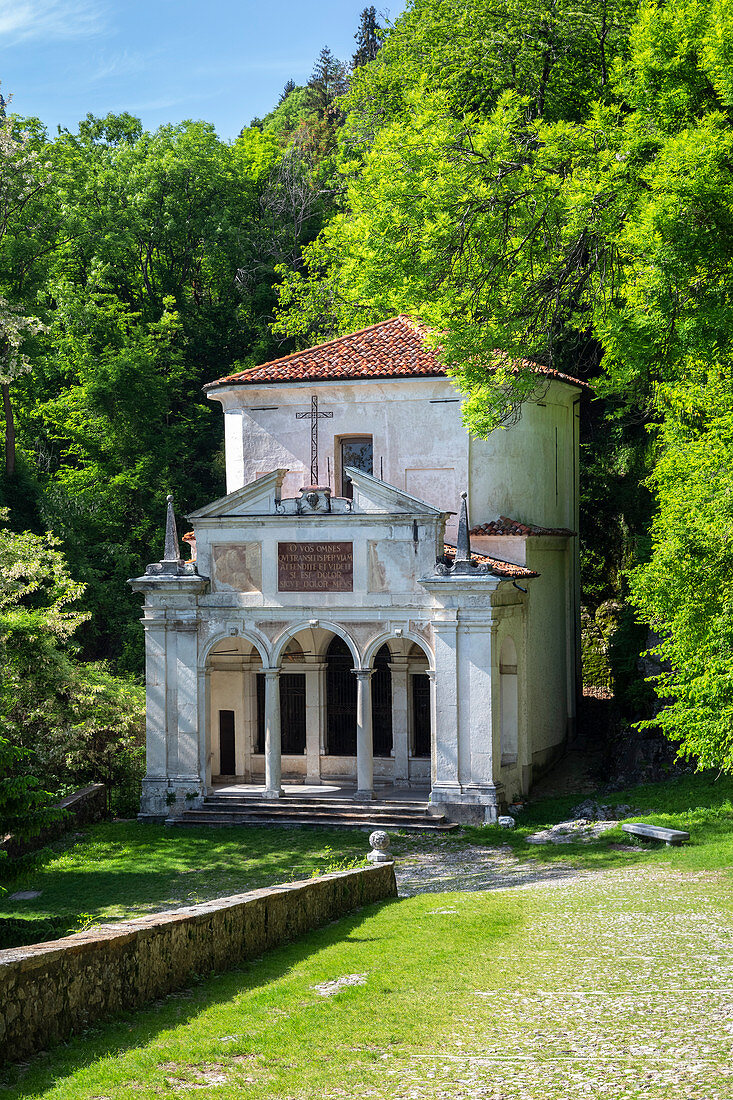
[393,841,604,896]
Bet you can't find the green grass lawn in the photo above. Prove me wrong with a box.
[3,771,732,946]
[1,853,730,1098]
[1,773,732,1097]
[0,824,368,944]
[463,769,733,872]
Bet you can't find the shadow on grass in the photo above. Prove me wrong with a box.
[0,823,371,930]
[0,896,401,1098]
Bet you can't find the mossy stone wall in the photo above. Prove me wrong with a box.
[0,863,397,1063]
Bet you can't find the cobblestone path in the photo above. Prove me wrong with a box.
[379,867,733,1100]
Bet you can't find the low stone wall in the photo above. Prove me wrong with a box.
[1,783,107,861]
[0,862,397,1063]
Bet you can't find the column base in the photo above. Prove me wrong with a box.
[305,775,323,786]
[354,789,376,801]
[429,782,505,825]
[141,776,205,818]
[262,788,283,800]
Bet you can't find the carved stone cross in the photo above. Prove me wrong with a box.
[296,395,333,485]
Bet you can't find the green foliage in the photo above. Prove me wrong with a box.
[0,739,60,849]
[629,375,733,770]
[0,509,145,802]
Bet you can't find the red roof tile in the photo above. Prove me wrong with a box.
[470,515,575,538]
[442,543,538,579]
[205,316,588,390]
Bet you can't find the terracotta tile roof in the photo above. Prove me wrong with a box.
[470,515,575,537]
[442,543,538,579]
[205,316,588,390]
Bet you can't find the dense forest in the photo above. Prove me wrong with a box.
[3,0,733,826]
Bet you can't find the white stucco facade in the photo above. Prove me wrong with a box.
[130,321,582,823]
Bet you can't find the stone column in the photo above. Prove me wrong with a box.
[305,661,325,785]
[241,663,256,779]
[142,618,167,779]
[389,658,409,786]
[263,667,283,798]
[353,668,375,800]
[175,622,200,781]
[426,668,437,789]
[429,619,462,803]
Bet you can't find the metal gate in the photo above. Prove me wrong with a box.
[326,636,357,755]
[256,673,306,754]
[372,645,393,757]
[412,674,431,758]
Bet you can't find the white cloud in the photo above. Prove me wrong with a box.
[86,49,153,83]
[0,0,107,43]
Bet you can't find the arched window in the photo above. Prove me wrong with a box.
[500,636,519,765]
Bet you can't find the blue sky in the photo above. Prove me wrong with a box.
[0,0,406,141]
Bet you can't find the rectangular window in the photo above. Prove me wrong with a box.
[340,437,373,499]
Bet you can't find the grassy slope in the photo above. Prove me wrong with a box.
[3,772,732,934]
[463,769,733,872]
[1,860,730,1098]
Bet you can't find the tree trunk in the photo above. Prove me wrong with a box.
[2,381,15,476]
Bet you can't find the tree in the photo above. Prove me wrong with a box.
[304,47,349,156]
[278,79,297,104]
[0,89,47,478]
[352,6,382,69]
[0,508,144,802]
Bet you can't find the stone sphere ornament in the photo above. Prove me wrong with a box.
[367,829,393,863]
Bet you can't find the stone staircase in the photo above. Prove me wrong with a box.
[169,791,458,831]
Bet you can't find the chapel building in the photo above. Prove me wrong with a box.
[131,315,583,823]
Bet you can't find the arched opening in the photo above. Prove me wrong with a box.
[408,642,431,759]
[500,636,519,765]
[326,635,357,755]
[372,644,393,757]
[207,637,263,780]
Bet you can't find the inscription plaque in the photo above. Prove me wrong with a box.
[278,541,353,592]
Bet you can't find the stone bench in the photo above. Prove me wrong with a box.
[621,822,689,847]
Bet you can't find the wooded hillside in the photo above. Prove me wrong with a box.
[2,0,732,820]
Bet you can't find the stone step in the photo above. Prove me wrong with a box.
[207,794,430,808]
[201,801,443,822]
[197,807,443,826]
[203,797,432,813]
[170,810,458,832]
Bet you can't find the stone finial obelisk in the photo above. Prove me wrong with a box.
[163,493,181,562]
[456,491,471,562]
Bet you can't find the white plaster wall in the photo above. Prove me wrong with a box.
[522,545,572,762]
[210,376,581,543]
[468,384,577,530]
[210,378,468,541]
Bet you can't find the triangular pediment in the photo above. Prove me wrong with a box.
[346,467,448,517]
[187,469,287,519]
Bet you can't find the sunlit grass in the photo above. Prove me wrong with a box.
[0,824,369,934]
